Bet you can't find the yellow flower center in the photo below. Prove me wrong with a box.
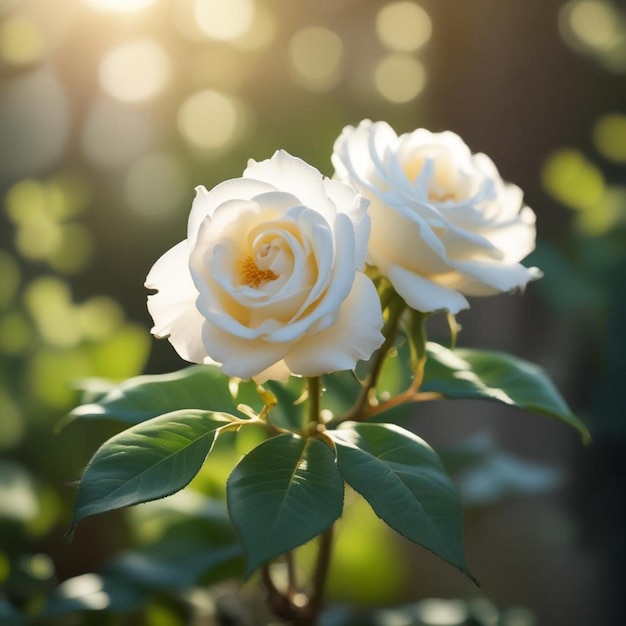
[428,190,457,203]
[240,256,278,288]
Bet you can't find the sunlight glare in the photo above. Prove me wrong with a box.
[83,0,156,13]
[194,0,254,41]
[99,38,171,103]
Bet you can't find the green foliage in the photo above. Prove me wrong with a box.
[330,422,473,581]
[68,409,236,539]
[67,365,238,425]
[227,434,344,576]
[422,342,590,442]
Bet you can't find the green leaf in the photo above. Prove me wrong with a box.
[66,365,238,426]
[227,434,343,576]
[329,422,475,582]
[422,342,590,443]
[68,410,234,539]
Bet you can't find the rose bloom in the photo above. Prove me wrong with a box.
[145,150,384,382]
[332,120,541,314]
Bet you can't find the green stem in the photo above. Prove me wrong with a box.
[308,376,321,425]
[306,525,334,622]
[335,296,406,424]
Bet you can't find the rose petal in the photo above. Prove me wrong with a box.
[269,212,356,342]
[244,150,336,224]
[368,199,451,275]
[451,259,542,296]
[252,360,292,384]
[187,179,275,246]
[201,322,293,380]
[284,272,384,376]
[479,205,537,263]
[323,178,371,270]
[145,240,209,363]
[386,263,470,314]
[332,120,394,193]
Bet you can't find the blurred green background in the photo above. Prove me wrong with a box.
[1,0,625,624]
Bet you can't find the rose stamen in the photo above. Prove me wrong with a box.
[240,256,278,288]
[429,190,457,203]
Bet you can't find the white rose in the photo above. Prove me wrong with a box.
[332,120,542,314]
[145,150,384,382]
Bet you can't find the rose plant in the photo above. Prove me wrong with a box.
[64,122,589,626]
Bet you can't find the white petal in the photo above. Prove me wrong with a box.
[201,322,293,380]
[268,212,356,342]
[187,179,275,246]
[451,259,542,296]
[332,120,395,193]
[284,272,384,376]
[368,199,451,275]
[480,205,537,263]
[386,263,470,314]
[322,178,371,270]
[252,360,292,384]
[244,150,335,222]
[145,240,208,363]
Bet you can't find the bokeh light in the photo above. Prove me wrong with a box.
[125,151,190,218]
[542,149,604,211]
[559,0,626,71]
[417,598,468,625]
[47,223,94,274]
[593,113,626,162]
[376,1,432,52]
[230,2,276,51]
[0,15,44,66]
[5,177,93,272]
[0,462,38,522]
[24,277,82,349]
[83,0,157,13]
[194,0,255,41]
[560,0,621,52]
[81,96,156,167]
[375,53,426,102]
[289,27,344,91]
[177,89,250,153]
[0,67,70,181]
[77,297,124,342]
[99,38,171,103]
